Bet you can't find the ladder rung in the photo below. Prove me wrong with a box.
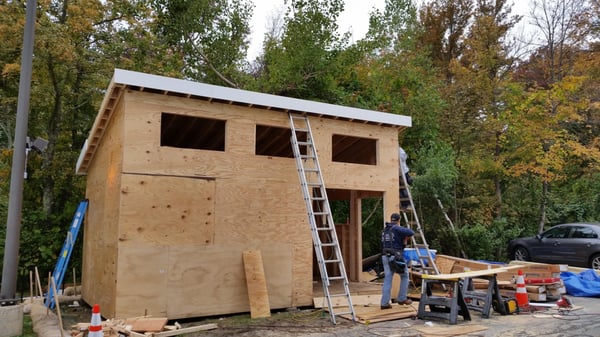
[329,293,350,298]
[328,277,346,282]
[321,242,337,247]
[334,311,354,316]
[325,259,341,264]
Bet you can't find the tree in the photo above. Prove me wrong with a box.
[151,0,253,87]
[520,0,598,232]
[252,0,347,101]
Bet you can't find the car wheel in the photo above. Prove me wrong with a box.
[512,246,530,261]
[590,254,600,270]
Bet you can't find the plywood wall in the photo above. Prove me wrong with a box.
[82,98,124,318]
[83,89,402,319]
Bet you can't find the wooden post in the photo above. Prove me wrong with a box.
[50,276,64,337]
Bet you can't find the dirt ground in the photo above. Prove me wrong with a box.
[54,295,600,337]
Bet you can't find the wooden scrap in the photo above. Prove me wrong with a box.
[412,324,488,337]
[242,250,271,318]
[124,317,168,332]
[151,323,218,336]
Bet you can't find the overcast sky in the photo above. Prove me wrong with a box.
[247,0,533,61]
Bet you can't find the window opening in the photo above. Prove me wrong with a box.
[255,125,306,158]
[160,113,225,151]
[332,134,377,165]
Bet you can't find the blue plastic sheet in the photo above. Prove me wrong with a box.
[403,248,436,266]
[561,270,600,297]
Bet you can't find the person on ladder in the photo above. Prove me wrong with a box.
[399,147,413,211]
[380,213,415,309]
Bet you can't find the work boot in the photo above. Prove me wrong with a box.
[397,299,413,305]
[380,304,392,310]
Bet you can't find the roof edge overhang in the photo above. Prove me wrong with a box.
[75,69,412,175]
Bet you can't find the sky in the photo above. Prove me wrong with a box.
[247,0,533,61]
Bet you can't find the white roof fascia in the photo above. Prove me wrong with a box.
[113,69,412,127]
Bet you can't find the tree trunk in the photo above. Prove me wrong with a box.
[538,180,548,234]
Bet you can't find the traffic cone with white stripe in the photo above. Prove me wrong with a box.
[515,270,529,312]
[88,304,104,337]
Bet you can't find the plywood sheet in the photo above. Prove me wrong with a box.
[119,174,215,246]
[243,250,271,318]
[335,303,418,323]
[116,244,169,318]
[165,244,293,319]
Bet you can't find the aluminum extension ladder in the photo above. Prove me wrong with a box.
[45,199,89,308]
[399,164,440,276]
[288,113,356,324]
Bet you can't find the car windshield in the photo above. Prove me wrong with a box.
[541,226,571,239]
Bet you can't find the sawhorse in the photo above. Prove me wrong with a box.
[417,266,521,324]
[462,273,504,317]
[417,278,471,324]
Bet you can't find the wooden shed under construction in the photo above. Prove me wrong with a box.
[75,69,411,320]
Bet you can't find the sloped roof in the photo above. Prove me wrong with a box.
[76,69,411,174]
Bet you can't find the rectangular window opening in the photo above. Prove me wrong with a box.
[332,134,377,165]
[255,125,306,158]
[160,113,225,151]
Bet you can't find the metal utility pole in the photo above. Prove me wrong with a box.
[0,0,37,304]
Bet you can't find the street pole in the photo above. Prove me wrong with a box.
[0,0,37,304]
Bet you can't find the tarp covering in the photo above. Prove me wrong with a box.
[561,270,600,297]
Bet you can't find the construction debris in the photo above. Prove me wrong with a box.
[69,317,218,337]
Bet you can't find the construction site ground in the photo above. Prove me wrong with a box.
[26,280,600,337]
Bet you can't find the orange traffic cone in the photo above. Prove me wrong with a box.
[515,270,529,312]
[88,304,104,337]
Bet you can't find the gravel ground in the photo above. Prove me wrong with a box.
[53,295,600,337]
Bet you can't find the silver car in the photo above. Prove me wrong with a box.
[508,223,600,270]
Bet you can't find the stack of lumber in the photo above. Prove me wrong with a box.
[433,255,566,302]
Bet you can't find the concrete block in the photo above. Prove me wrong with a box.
[0,304,23,337]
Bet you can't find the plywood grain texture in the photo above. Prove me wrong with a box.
[243,250,271,318]
[119,174,215,245]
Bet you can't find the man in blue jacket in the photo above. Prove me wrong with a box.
[380,213,415,309]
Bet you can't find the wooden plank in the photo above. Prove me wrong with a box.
[124,317,168,332]
[243,250,271,318]
[422,265,522,281]
[152,323,218,337]
[413,324,488,337]
[313,294,381,308]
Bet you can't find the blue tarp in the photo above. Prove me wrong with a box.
[561,270,600,297]
[403,248,436,266]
